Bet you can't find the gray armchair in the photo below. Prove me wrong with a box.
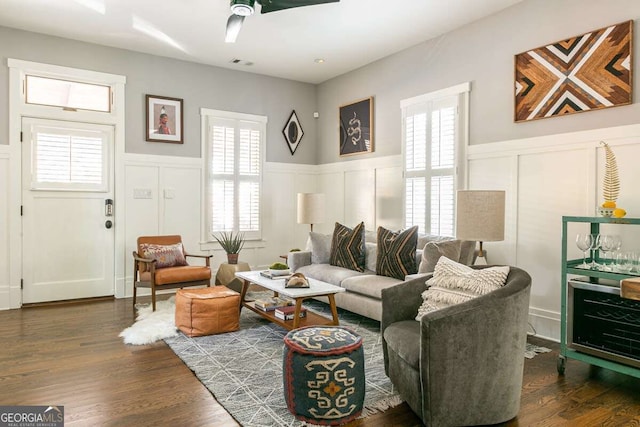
[381,266,531,426]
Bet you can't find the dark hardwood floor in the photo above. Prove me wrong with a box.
[1,296,640,426]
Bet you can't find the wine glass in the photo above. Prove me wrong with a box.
[615,251,634,274]
[597,235,615,271]
[575,234,592,269]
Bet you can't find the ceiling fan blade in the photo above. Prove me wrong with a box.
[258,0,339,14]
[225,14,245,43]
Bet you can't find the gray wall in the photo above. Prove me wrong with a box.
[316,0,640,164]
[0,26,317,164]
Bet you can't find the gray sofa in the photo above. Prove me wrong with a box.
[287,232,475,321]
[381,267,532,426]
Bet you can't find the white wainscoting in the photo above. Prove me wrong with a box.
[120,154,404,298]
[0,147,10,309]
[467,123,640,342]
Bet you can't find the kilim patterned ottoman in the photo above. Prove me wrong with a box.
[283,325,365,425]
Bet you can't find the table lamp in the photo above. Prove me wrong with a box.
[456,190,505,265]
[297,193,325,232]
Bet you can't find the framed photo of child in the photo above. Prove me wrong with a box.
[146,94,183,143]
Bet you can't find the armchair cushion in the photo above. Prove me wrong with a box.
[140,242,187,268]
[141,265,211,285]
[382,320,420,369]
[416,257,509,320]
[330,222,366,272]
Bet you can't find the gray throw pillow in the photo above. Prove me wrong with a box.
[309,232,332,264]
[418,240,462,274]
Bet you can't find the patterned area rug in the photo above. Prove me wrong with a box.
[164,294,401,427]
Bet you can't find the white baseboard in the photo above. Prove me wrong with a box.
[528,306,560,342]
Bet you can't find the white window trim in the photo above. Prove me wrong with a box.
[7,59,126,308]
[200,108,267,248]
[401,82,470,235]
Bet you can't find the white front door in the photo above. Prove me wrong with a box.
[21,118,115,304]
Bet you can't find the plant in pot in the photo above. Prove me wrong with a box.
[213,231,245,264]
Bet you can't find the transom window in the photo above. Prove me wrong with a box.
[25,75,111,112]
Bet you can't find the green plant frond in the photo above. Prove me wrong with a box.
[213,231,245,254]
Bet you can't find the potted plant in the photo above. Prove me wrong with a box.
[213,231,245,264]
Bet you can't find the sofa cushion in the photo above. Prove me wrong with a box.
[415,257,509,320]
[309,232,332,264]
[376,226,419,280]
[341,274,402,299]
[140,242,187,268]
[459,240,477,265]
[418,240,462,274]
[296,264,367,287]
[330,222,366,272]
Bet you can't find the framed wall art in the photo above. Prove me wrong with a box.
[515,20,632,122]
[339,96,373,156]
[282,110,304,155]
[146,94,183,143]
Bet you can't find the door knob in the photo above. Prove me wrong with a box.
[105,220,113,229]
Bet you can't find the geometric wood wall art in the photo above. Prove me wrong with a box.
[515,20,632,122]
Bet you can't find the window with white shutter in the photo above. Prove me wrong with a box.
[29,123,109,192]
[202,109,266,241]
[401,83,469,237]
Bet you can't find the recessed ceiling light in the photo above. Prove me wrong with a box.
[314,58,325,64]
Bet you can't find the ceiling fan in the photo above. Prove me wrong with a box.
[225,0,340,43]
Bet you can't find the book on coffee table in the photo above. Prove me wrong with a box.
[274,305,307,320]
[254,297,293,311]
[260,270,292,280]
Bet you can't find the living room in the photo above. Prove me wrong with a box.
[1,0,640,425]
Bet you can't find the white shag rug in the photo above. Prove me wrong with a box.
[119,297,178,345]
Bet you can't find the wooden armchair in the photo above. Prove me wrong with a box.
[133,235,212,311]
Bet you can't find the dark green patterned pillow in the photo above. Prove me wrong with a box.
[329,222,365,272]
[376,226,419,280]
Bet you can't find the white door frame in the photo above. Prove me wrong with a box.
[8,59,126,309]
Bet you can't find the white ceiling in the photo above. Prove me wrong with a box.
[0,0,523,84]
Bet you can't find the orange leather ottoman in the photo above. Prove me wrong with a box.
[175,286,240,337]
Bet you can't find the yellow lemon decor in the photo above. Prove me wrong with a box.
[602,200,616,209]
[613,208,627,218]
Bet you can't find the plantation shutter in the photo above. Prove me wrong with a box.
[30,123,108,191]
[403,94,460,237]
[207,113,263,241]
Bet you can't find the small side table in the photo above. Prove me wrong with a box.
[215,261,251,293]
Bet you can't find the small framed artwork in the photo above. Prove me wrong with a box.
[339,97,373,156]
[146,94,183,143]
[282,110,304,155]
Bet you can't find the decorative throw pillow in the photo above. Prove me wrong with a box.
[329,222,366,272]
[376,226,419,280]
[309,232,332,264]
[365,242,377,272]
[418,240,462,274]
[415,256,509,320]
[140,242,187,269]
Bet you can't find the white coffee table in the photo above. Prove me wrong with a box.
[235,270,345,330]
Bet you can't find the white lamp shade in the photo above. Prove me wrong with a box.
[456,190,505,242]
[297,193,325,225]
